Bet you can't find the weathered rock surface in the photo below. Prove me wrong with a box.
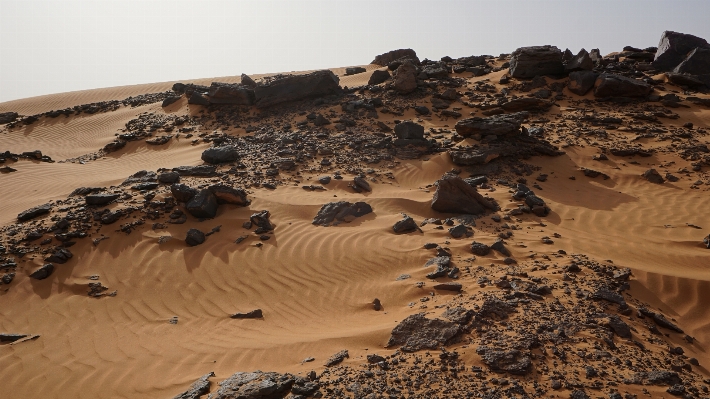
[172,372,215,399]
[201,145,239,164]
[207,82,255,105]
[394,121,424,140]
[30,264,54,280]
[186,189,218,218]
[208,371,300,399]
[393,215,419,233]
[392,61,419,94]
[565,48,594,72]
[455,112,527,138]
[230,309,263,319]
[509,46,564,78]
[324,350,349,367]
[368,69,391,85]
[0,112,19,124]
[85,194,120,206]
[17,204,52,222]
[185,229,206,246]
[431,175,497,215]
[642,168,665,184]
[208,185,249,206]
[254,70,340,108]
[476,346,532,375]
[171,183,198,203]
[386,313,462,352]
[312,201,372,226]
[568,70,599,95]
[653,30,710,71]
[372,49,419,66]
[471,241,491,256]
[594,74,652,98]
[172,165,218,177]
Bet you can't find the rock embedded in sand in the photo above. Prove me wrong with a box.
[470,241,491,256]
[476,346,532,375]
[433,282,462,292]
[17,203,52,222]
[386,313,462,352]
[171,183,197,203]
[241,73,257,88]
[45,248,72,264]
[312,201,372,226]
[394,121,424,140]
[172,165,218,177]
[0,333,29,343]
[208,371,301,399]
[673,47,710,78]
[593,74,652,98]
[250,210,273,232]
[454,112,527,138]
[490,239,511,257]
[431,175,498,215]
[345,66,366,75]
[185,229,206,246]
[368,69,390,85]
[639,307,684,333]
[642,168,665,184]
[0,112,19,124]
[393,215,419,234]
[509,45,564,79]
[324,350,349,367]
[653,30,710,71]
[208,184,249,206]
[157,171,180,184]
[186,189,218,219]
[171,372,215,399]
[230,309,263,319]
[254,70,340,108]
[29,263,54,280]
[201,145,239,164]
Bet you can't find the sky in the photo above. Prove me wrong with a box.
[1,0,709,103]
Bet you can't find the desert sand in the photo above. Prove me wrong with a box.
[1,34,709,399]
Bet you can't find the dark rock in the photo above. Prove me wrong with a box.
[0,333,28,342]
[103,140,127,153]
[570,390,590,399]
[367,354,386,364]
[17,203,52,222]
[455,112,527,138]
[45,248,72,264]
[172,372,215,399]
[208,185,249,206]
[500,98,551,112]
[207,82,255,105]
[313,114,330,126]
[642,169,665,184]
[368,69,390,85]
[509,46,564,78]
[209,371,295,399]
[490,239,511,257]
[448,224,469,238]
[653,31,710,71]
[373,298,382,311]
[441,307,475,324]
[230,309,263,319]
[566,48,594,72]
[449,149,501,165]
[394,121,424,140]
[185,229,206,246]
[634,370,682,386]
[476,346,532,375]
[393,61,419,94]
[171,184,198,202]
[673,47,710,83]
[386,313,462,352]
[30,263,54,280]
[593,289,626,305]
[594,74,652,98]
[433,282,462,292]
[372,49,419,66]
[254,70,340,108]
[393,216,419,233]
[324,350,349,367]
[667,72,708,88]
[85,194,120,206]
[568,71,599,95]
[250,210,273,231]
[639,308,684,333]
[187,92,210,106]
[201,145,239,164]
[186,189,218,218]
[352,176,371,192]
[122,170,157,185]
[161,96,181,108]
[471,241,491,256]
[313,202,372,226]
[241,73,257,88]
[0,112,19,124]
[414,105,430,115]
[172,165,217,177]
[345,67,367,75]
[431,175,498,215]
[158,171,180,184]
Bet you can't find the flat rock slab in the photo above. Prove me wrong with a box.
[230,309,263,319]
[313,201,373,226]
[594,74,652,98]
[386,313,462,352]
[17,203,52,222]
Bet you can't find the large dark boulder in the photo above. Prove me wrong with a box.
[392,61,418,94]
[30,264,54,280]
[171,183,198,202]
[17,203,52,222]
[509,46,564,78]
[673,47,710,76]
[208,185,249,206]
[386,313,462,352]
[594,74,652,98]
[568,71,599,95]
[254,70,340,108]
[185,229,206,247]
[368,69,391,85]
[476,346,532,375]
[85,193,120,206]
[201,145,239,164]
[0,112,19,124]
[454,112,527,138]
[431,175,498,215]
[653,30,710,71]
[565,48,594,72]
[208,371,297,399]
[393,215,419,233]
[172,372,215,399]
[207,82,255,105]
[372,49,419,66]
[185,189,218,218]
[187,92,210,106]
[313,201,373,226]
[394,121,424,140]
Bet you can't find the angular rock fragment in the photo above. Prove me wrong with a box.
[254,70,340,108]
[207,82,255,105]
[312,201,372,226]
[230,309,263,319]
[185,229,206,247]
[186,189,218,218]
[368,69,390,85]
[393,215,419,233]
[431,175,498,215]
[386,313,462,352]
[455,112,527,138]
[324,350,349,367]
[17,203,52,222]
[30,263,54,280]
[476,346,532,375]
[653,30,710,71]
[568,71,599,95]
[372,49,419,66]
[594,74,652,98]
[171,372,215,399]
[208,185,249,206]
[509,46,564,78]
[201,145,239,164]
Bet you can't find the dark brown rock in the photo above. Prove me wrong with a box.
[207,82,255,105]
[386,313,462,352]
[653,30,710,71]
[254,70,340,108]
[509,46,564,79]
[454,112,527,138]
[594,74,652,98]
[17,203,52,222]
[186,189,218,218]
[431,175,498,215]
[230,309,263,319]
[313,202,372,225]
[30,263,54,280]
[368,69,391,85]
[568,71,599,95]
[372,49,419,66]
[185,229,206,246]
[172,372,215,399]
[208,185,249,206]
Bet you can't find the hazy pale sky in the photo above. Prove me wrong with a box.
[1,0,709,103]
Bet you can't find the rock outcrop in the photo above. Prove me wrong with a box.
[431,175,498,215]
[254,70,340,108]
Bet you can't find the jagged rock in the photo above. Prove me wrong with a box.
[103,140,126,153]
[667,72,708,88]
[642,168,665,184]
[386,313,462,352]
[254,70,340,108]
[394,121,424,140]
[30,264,54,280]
[441,307,475,324]
[593,289,626,305]
[610,147,652,157]
[431,175,497,215]
[187,92,210,106]
[313,202,372,226]
[207,82,255,105]
[208,185,249,206]
[509,46,564,78]
[85,193,120,206]
[17,203,52,222]
[172,372,215,399]
[594,74,652,98]
[230,309,263,319]
[454,112,527,138]
[393,61,419,94]
[448,224,469,238]
[209,371,296,399]
[0,112,19,124]
[324,350,349,367]
[449,149,501,165]
[171,184,198,203]
[653,31,710,71]
[639,308,684,333]
[185,229,206,246]
[250,210,273,232]
[596,314,632,339]
[201,145,239,164]
[476,346,532,375]
[471,241,491,256]
[158,171,180,184]
[490,239,511,257]
[633,370,682,386]
[351,176,372,192]
[241,73,257,88]
[172,165,217,177]
[568,71,599,95]
[565,48,594,72]
[345,67,366,75]
[45,248,72,264]
[367,354,386,364]
[186,189,218,218]
[162,96,181,108]
[500,98,551,112]
[372,49,419,66]
[368,69,391,85]
[393,216,419,233]
[122,170,157,185]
